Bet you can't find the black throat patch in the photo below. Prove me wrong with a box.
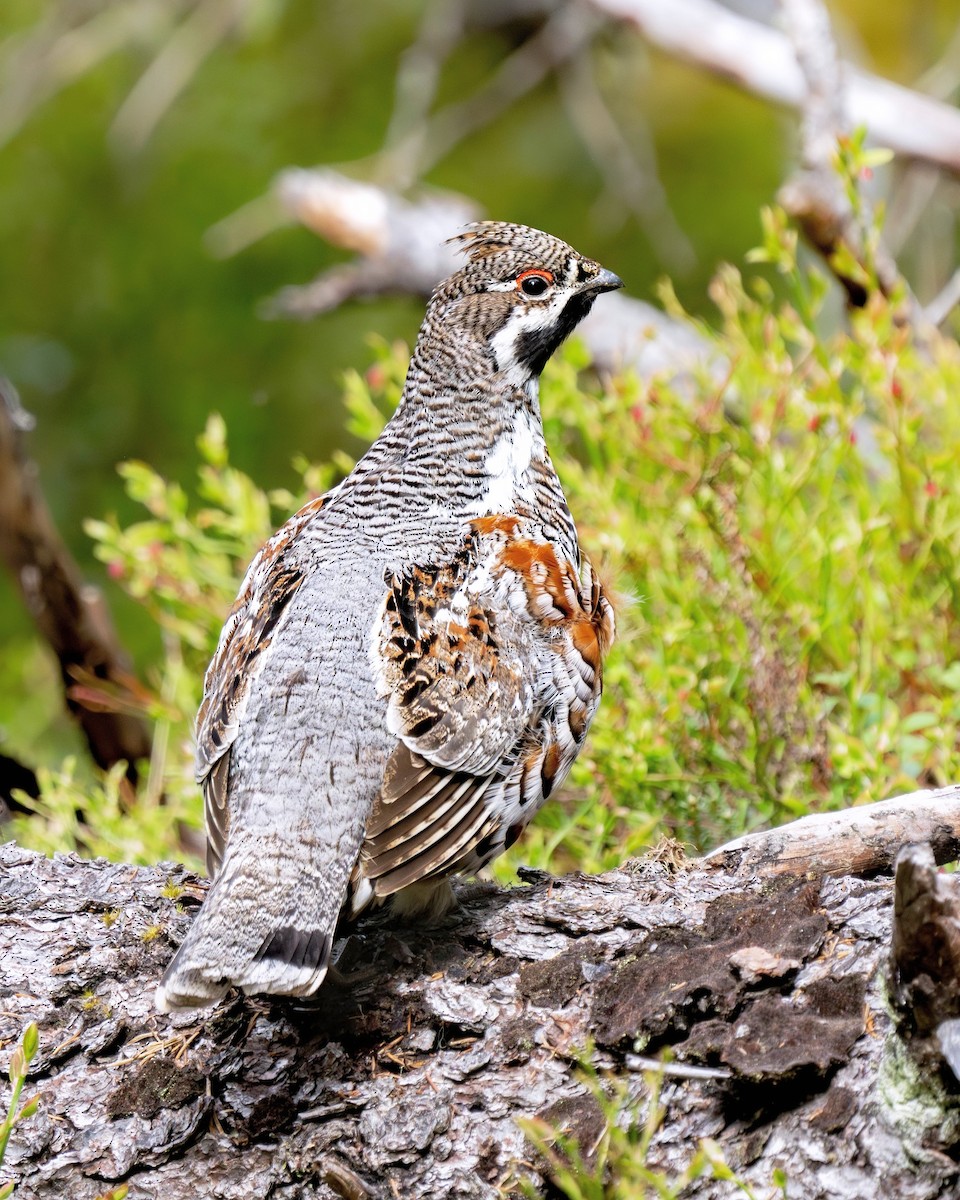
[514,292,598,378]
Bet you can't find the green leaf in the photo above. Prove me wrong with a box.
[21,1025,38,1065]
[901,711,939,733]
[861,146,894,168]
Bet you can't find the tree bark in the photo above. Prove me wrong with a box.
[0,379,152,778]
[3,801,960,1199]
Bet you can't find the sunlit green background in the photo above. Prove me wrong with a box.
[3,0,960,778]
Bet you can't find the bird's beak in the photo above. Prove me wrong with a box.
[582,267,624,295]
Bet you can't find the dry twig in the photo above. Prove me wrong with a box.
[373,2,599,188]
[775,0,910,310]
[265,168,718,384]
[557,49,695,271]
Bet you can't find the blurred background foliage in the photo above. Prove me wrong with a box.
[4,0,960,869]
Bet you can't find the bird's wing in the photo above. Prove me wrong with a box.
[363,514,614,897]
[196,494,328,875]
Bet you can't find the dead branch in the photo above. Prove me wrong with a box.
[557,49,695,272]
[775,0,912,313]
[375,2,600,189]
[587,0,960,177]
[703,783,960,878]
[924,266,960,328]
[264,171,480,315]
[379,0,468,161]
[267,169,719,384]
[0,380,152,777]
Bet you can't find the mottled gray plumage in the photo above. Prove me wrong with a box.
[156,221,621,1011]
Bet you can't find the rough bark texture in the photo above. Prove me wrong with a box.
[3,834,960,1199]
[0,379,152,776]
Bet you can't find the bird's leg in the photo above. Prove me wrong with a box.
[323,934,381,989]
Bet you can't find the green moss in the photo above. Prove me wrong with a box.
[878,1033,960,1155]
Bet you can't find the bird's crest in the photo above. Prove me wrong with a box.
[448,221,563,264]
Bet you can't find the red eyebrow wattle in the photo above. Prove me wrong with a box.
[516,268,554,286]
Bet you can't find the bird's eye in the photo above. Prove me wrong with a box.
[516,269,553,297]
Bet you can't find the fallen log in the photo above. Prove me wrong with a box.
[4,787,960,1198]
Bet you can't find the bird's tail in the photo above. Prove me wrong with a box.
[155,834,338,1012]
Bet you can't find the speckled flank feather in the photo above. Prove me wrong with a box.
[156,221,620,1011]
[363,515,614,895]
[196,493,327,875]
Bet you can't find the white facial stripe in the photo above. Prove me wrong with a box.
[489,291,573,386]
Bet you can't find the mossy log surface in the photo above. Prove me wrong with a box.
[2,840,958,1199]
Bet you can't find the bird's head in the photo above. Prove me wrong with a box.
[429,222,623,387]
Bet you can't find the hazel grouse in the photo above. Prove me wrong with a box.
[156,221,621,1010]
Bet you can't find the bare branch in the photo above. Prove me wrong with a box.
[378,0,469,188]
[923,266,960,328]
[108,0,243,154]
[264,170,480,313]
[885,162,943,257]
[781,0,846,166]
[0,1,182,152]
[586,0,960,177]
[703,784,960,878]
[0,380,152,776]
[557,50,696,272]
[374,2,599,186]
[776,0,911,311]
[267,168,719,383]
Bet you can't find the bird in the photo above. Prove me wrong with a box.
[156,221,621,1011]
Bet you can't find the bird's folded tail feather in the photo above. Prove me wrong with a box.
[155,838,336,1012]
